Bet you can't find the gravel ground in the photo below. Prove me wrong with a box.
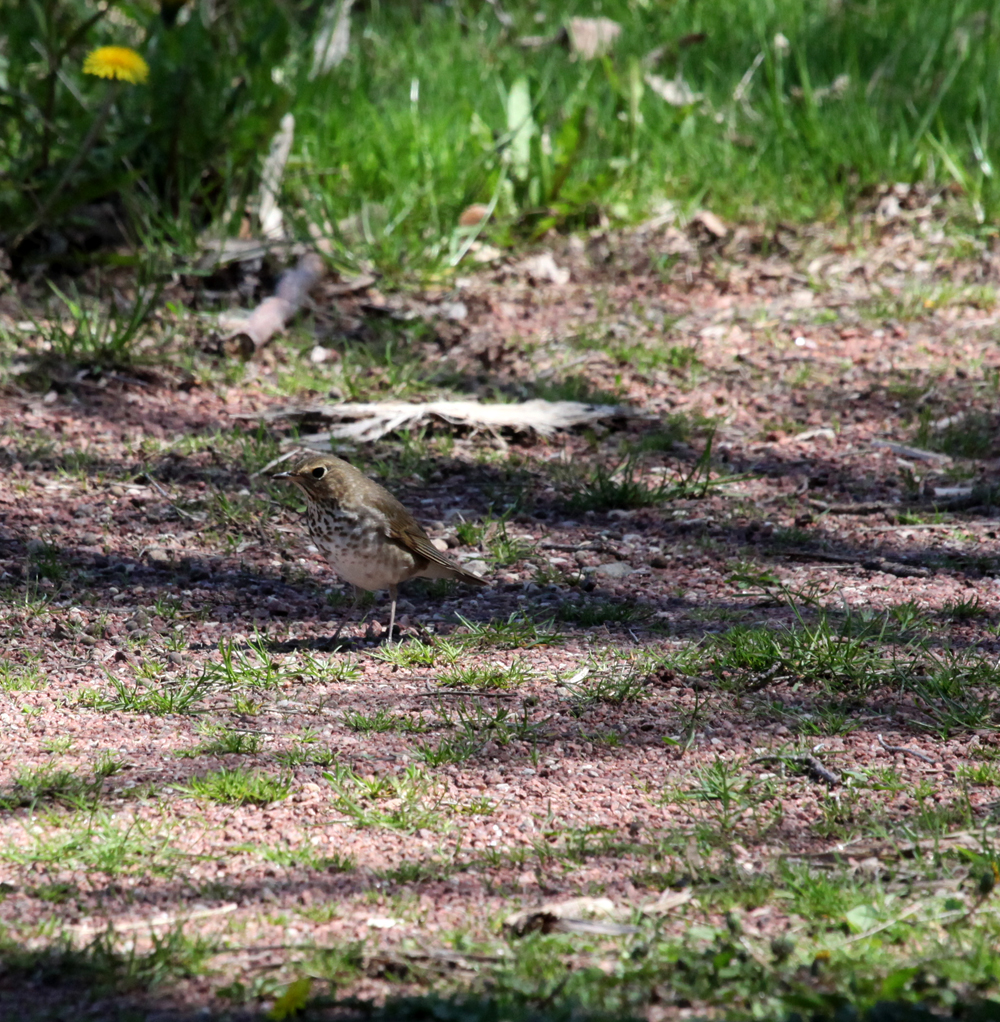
[1,202,1000,1017]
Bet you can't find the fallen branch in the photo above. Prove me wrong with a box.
[870,440,952,464]
[877,733,938,765]
[237,397,646,442]
[751,754,839,786]
[808,500,893,515]
[67,903,238,944]
[220,252,326,356]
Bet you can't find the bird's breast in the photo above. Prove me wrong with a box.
[305,504,419,591]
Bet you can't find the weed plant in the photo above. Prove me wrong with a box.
[183,767,292,808]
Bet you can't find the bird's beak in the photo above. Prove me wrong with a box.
[272,471,297,480]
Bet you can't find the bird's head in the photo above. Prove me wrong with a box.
[271,455,345,501]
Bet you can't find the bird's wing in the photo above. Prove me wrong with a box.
[393,520,487,585]
[375,493,487,585]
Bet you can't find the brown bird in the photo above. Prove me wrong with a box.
[273,453,487,641]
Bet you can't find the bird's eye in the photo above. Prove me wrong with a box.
[311,466,327,479]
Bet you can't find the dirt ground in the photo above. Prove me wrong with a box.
[2,197,1000,1019]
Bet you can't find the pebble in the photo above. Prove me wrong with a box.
[79,532,102,546]
[592,561,633,579]
[463,559,489,575]
[146,548,172,566]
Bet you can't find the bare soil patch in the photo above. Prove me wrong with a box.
[2,212,1000,1019]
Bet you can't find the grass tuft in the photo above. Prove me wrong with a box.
[183,767,292,807]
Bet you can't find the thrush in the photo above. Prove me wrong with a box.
[273,453,487,641]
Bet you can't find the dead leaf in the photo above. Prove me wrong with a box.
[518,27,569,49]
[311,0,354,78]
[567,16,621,60]
[692,210,728,239]
[518,252,570,285]
[468,241,503,263]
[643,888,694,915]
[258,113,295,241]
[197,236,290,270]
[644,73,702,106]
[325,273,376,296]
[459,204,491,227]
[505,896,637,937]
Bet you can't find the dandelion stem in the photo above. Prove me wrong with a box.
[15,81,121,248]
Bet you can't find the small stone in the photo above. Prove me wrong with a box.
[463,559,489,576]
[439,300,468,321]
[650,555,670,569]
[79,532,102,546]
[146,548,172,567]
[26,539,46,554]
[430,537,449,553]
[79,634,98,646]
[594,561,633,579]
[167,652,185,666]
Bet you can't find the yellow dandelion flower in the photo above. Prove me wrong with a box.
[83,46,149,85]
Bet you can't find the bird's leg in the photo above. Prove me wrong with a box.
[330,586,362,644]
[386,584,398,644]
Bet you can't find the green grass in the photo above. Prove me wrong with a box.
[177,727,265,758]
[371,637,464,668]
[322,764,445,832]
[916,410,999,460]
[84,671,211,716]
[201,635,295,691]
[1,810,179,879]
[258,842,355,875]
[279,0,1000,281]
[0,654,43,692]
[0,925,216,998]
[418,700,545,765]
[0,761,116,811]
[562,436,725,513]
[22,280,162,370]
[569,652,661,707]
[183,767,293,808]
[556,597,650,628]
[343,707,427,735]
[10,0,1000,283]
[455,613,561,650]
[439,658,533,691]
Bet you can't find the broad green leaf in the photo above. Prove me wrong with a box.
[844,903,881,933]
[269,976,312,1020]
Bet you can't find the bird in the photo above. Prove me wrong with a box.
[272,453,487,642]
